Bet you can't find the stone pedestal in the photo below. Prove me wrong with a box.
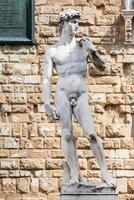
[60,182,118,200]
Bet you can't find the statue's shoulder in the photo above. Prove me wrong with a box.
[45,41,61,57]
[45,45,56,59]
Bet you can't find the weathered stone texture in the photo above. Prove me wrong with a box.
[0,0,133,200]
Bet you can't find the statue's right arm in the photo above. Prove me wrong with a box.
[43,47,60,120]
[42,48,54,116]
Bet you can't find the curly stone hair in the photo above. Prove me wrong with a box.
[58,9,81,34]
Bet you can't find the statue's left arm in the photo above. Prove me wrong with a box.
[79,37,106,71]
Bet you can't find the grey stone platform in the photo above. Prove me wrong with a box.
[60,182,118,200]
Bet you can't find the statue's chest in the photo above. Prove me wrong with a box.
[53,44,86,65]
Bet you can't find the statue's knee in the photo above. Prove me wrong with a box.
[64,132,72,142]
[88,134,97,143]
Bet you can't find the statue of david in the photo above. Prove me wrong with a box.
[43,9,116,188]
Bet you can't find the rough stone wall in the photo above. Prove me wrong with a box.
[0,0,134,199]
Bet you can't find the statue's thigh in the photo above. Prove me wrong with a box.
[55,90,72,130]
[73,93,96,136]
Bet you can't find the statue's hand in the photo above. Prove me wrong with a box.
[45,104,60,120]
[79,37,96,52]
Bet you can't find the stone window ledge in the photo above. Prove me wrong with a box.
[122,10,134,44]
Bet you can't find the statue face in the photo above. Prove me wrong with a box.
[63,18,79,34]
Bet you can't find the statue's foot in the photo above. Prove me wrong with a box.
[101,174,117,188]
[68,177,79,185]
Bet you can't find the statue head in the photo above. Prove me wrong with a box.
[58,9,81,34]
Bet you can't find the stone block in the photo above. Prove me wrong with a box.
[20,138,43,149]
[0,124,12,136]
[23,76,41,84]
[10,150,28,158]
[2,178,16,193]
[105,124,126,138]
[78,27,89,37]
[28,149,50,158]
[40,26,56,37]
[106,94,125,104]
[19,55,38,63]
[30,178,39,193]
[74,0,87,5]
[0,170,9,177]
[83,6,96,15]
[124,159,134,169]
[0,149,9,158]
[3,45,29,54]
[47,0,72,4]
[39,178,59,194]
[38,14,49,25]
[11,114,29,123]
[0,93,5,103]
[13,64,31,75]
[9,170,20,177]
[37,104,45,113]
[117,55,134,63]
[51,150,64,158]
[31,64,39,75]
[4,138,19,149]
[14,85,34,93]
[20,159,45,169]
[96,15,115,26]
[77,138,90,149]
[89,94,106,104]
[2,63,13,75]
[9,76,23,84]
[6,93,27,104]
[78,159,87,170]
[44,138,61,149]
[9,55,19,62]
[27,93,42,104]
[17,178,30,193]
[95,76,119,85]
[27,123,38,137]
[89,26,115,37]
[38,123,56,137]
[127,178,134,193]
[80,15,95,25]
[104,5,120,14]
[1,159,19,169]
[12,123,22,137]
[12,105,27,113]
[28,113,41,123]
[2,84,13,93]
[0,55,9,62]
[115,150,129,159]
[46,159,62,170]
[89,85,113,93]
[120,139,134,149]
[0,63,2,74]
[103,139,120,149]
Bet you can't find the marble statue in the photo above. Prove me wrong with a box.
[43,9,117,189]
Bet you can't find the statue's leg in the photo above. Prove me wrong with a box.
[73,93,117,188]
[55,90,80,184]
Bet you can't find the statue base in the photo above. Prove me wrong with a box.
[60,182,118,200]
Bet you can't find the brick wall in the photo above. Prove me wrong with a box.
[0,0,134,199]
